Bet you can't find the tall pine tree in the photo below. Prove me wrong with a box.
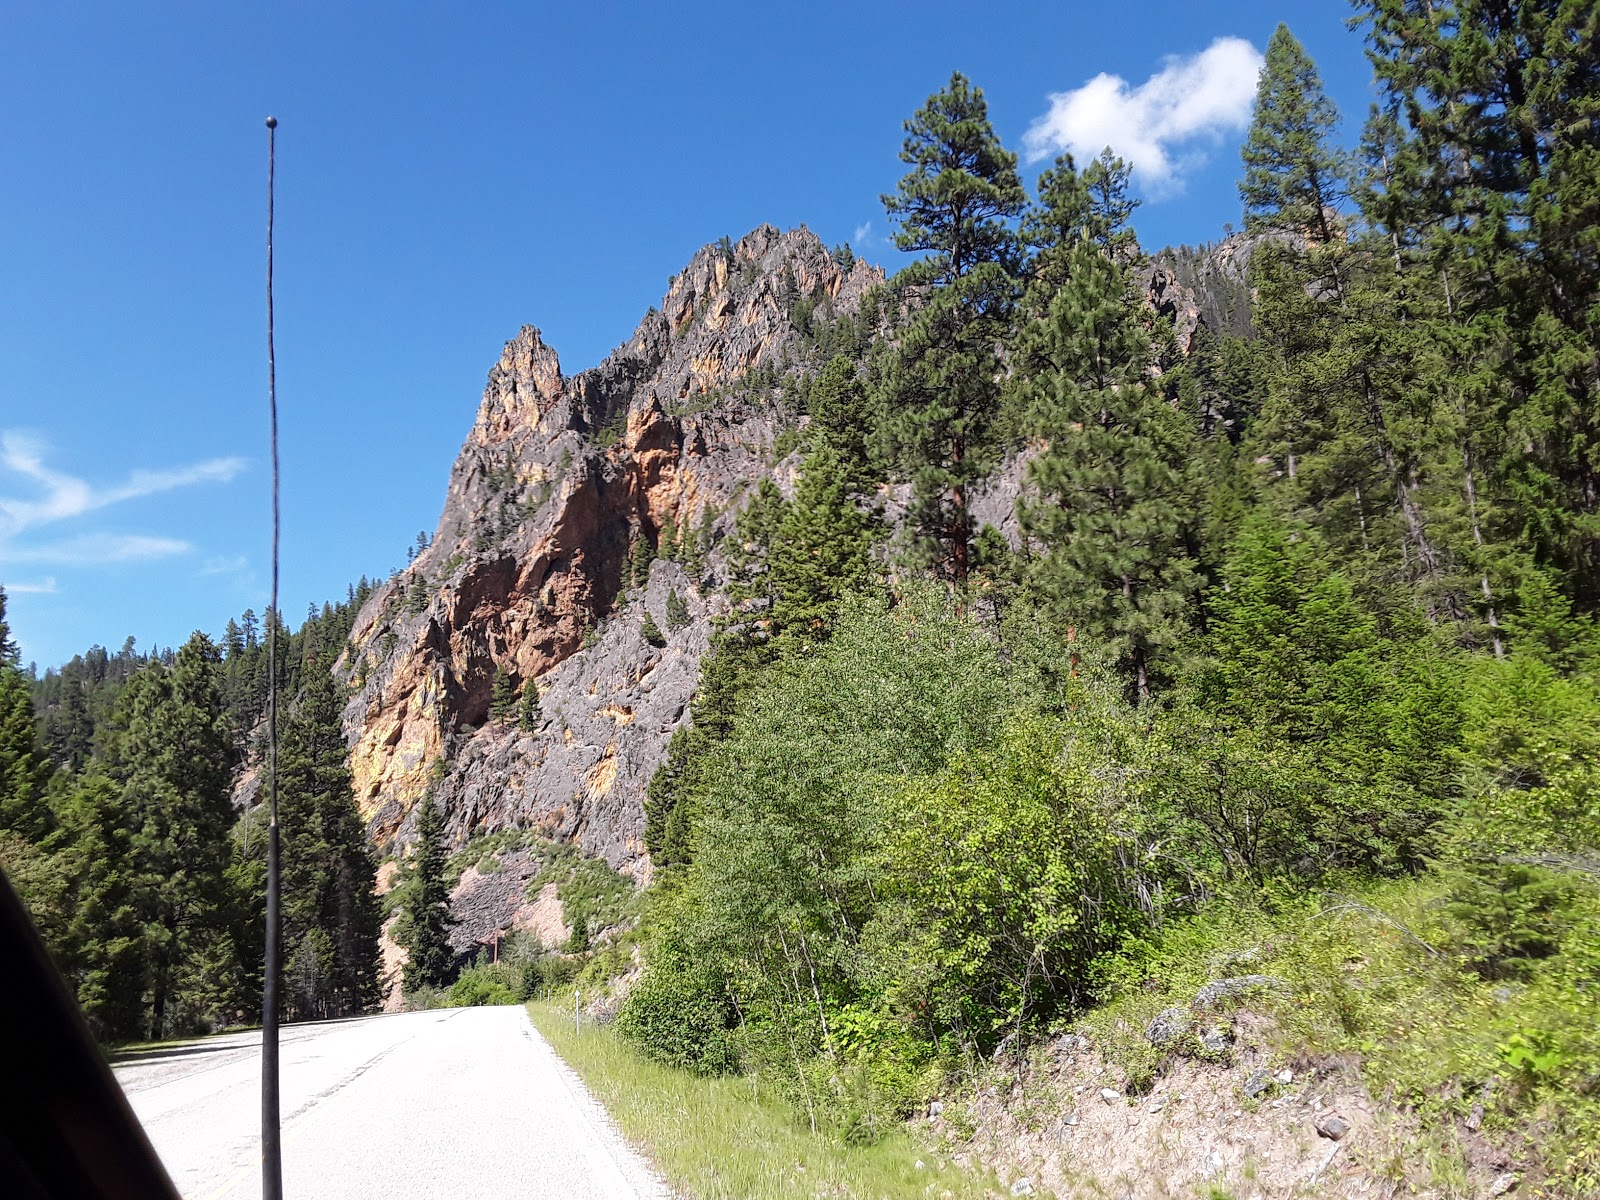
[0,589,50,841]
[398,793,454,992]
[118,633,237,1037]
[1355,0,1600,612]
[1015,154,1199,701]
[275,660,381,1019]
[878,72,1025,585]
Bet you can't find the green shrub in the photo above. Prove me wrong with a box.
[641,612,666,648]
[616,958,741,1076]
[1445,860,1583,980]
[449,963,520,1007]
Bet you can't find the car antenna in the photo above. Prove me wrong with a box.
[262,112,285,1200]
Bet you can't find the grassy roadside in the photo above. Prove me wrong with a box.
[526,1000,999,1200]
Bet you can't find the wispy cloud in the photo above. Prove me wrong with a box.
[1,534,192,565]
[1022,37,1264,193]
[0,432,244,573]
[853,221,875,246]
[0,432,246,538]
[3,576,58,595]
[201,554,250,577]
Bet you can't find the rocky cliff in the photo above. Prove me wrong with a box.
[337,225,881,872]
[338,223,1252,876]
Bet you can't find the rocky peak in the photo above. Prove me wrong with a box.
[337,226,881,868]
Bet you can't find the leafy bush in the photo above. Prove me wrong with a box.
[616,956,741,1076]
[873,714,1139,1044]
[448,962,520,1007]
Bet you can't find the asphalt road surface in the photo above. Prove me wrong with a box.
[112,1006,669,1200]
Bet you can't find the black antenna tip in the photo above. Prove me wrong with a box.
[265,115,278,129]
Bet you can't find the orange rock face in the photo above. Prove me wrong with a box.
[335,226,882,865]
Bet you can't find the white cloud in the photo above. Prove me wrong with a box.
[0,431,246,539]
[3,576,58,594]
[1023,37,1265,191]
[201,554,250,576]
[0,432,242,570]
[0,534,192,566]
[853,221,875,246]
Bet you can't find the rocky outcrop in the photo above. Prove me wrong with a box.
[336,222,1264,874]
[337,225,881,866]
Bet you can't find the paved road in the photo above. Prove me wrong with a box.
[112,1006,668,1200]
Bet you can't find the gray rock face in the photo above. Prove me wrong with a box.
[447,848,544,960]
[336,226,882,867]
[334,222,1237,876]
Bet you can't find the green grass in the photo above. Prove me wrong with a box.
[526,1000,1001,1200]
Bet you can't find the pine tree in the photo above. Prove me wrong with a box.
[119,633,237,1037]
[517,681,541,732]
[1238,26,1460,617]
[641,611,667,648]
[1015,155,1199,701]
[275,661,380,1019]
[54,772,147,1042]
[765,448,874,641]
[1355,0,1600,610]
[629,529,657,588]
[0,636,50,842]
[1241,24,1349,248]
[643,631,771,868]
[489,667,516,724]
[878,72,1025,585]
[399,794,454,992]
[0,587,16,665]
[665,589,691,633]
[808,355,876,489]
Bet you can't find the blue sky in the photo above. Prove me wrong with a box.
[0,0,1377,670]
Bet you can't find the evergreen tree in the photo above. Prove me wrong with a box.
[665,589,691,633]
[1355,0,1600,610]
[0,587,16,664]
[275,661,380,1019]
[629,528,657,588]
[878,71,1025,585]
[643,631,771,868]
[1015,155,1199,700]
[765,448,874,641]
[489,666,516,724]
[1021,155,1086,291]
[1241,24,1349,248]
[0,594,50,841]
[399,794,454,992]
[54,773,147,1042]
[1238,28,1463,620]
[119,633,237,1037]
[641,611,667,648]
[808,355,876,489]
[517,680,541,732]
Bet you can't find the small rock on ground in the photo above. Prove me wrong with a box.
[1315,1113,1351,1141]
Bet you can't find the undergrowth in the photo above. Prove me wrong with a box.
[1081,873,1600,1195]
[526,999,1003,1200]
